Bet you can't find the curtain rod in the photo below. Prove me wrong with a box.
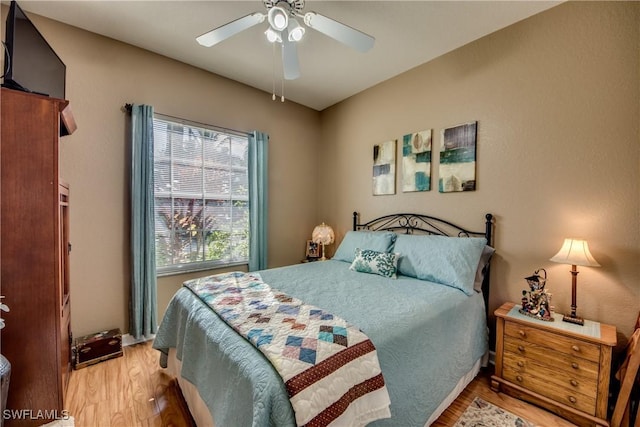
[121,103,250,136]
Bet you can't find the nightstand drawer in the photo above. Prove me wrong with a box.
[503,336,599,381]
[503,362,597,415]
[503,350,598,397]
[505,320,601,363]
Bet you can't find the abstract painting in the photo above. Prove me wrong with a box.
[373,140,396,195]
[402,129,432,192]
[439,122,477,193]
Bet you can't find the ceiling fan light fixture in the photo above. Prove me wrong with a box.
[265,28,281,43]
[287,18,305,42]
[268,6,289,31]
[197,0,375,85]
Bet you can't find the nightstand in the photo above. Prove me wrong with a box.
[491,302,617,427]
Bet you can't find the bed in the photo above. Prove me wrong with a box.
[153,211,495,426]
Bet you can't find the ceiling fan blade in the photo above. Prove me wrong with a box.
[282,32,301,80]
[196,12,265,47]
[303,12,374,53]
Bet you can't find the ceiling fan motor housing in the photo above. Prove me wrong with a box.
[263,0,305,15]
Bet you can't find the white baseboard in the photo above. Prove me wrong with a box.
[488,350,496,366]
[121,333,155,347]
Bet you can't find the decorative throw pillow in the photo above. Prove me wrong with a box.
[349,248,400,279]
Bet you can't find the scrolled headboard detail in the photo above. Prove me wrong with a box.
[353,212,493,242]
[352,211,495,316]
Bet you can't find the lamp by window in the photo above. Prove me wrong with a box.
[312,223,334,261]
[550,238,600,325]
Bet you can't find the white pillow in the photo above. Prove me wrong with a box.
[473,245,496,292]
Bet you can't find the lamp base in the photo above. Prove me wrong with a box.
[562,314,584,326]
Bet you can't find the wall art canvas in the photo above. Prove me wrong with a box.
[373,140,396,195]
[402,129,432,192]
[439,121,477,193]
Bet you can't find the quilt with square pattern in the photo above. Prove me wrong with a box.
[184,271,391,427]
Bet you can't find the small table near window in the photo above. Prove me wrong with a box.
[491,302,616,427]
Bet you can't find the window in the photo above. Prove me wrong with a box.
[153,115,249,275]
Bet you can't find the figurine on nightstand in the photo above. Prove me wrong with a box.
[519,268,554,321]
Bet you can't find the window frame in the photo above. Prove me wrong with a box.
[152,113,250,277]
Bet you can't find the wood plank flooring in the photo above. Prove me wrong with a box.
[431,370,577,427]
[65,341,576,426]
[66,341,195,427]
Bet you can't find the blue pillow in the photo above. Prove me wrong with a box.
[349,248,400,278]
[333,231,397,263]
[394,234,487,295]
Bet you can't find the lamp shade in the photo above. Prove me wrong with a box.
[287,18,305,42]
[312,223,335,245]
[268,6,289,31]
[265,28,281,43]
[550,238,600,267]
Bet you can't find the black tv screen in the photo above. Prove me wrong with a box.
[3,0,66,99]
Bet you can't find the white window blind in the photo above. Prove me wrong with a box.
[153,114,249,275]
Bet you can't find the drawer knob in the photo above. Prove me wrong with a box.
[517,361,524,367]
[570,379,578,387]
[571,362,579,369]
[516,375,523,382]
[518,330,526,338]
[568,396,577,404]
[572,345,580,352]
[518,345,525,352]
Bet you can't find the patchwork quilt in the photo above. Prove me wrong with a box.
[184,271,391,427]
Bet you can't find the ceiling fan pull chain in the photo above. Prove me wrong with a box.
[272,42,277,101]
[281,75,285,102]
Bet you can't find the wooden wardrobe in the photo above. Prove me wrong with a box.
[1,88,76,426]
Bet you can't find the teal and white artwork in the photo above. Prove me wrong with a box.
[439,122,477,193]
[373,140,396,195]
[402,129,432,192]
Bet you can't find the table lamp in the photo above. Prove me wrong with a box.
[312,223,334,261]
[550,238,600,325]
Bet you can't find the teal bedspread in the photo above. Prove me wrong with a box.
[153,260,488,426]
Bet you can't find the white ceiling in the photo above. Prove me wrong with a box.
[18,1,561,111]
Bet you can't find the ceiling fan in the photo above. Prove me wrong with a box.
[196,0,375,81]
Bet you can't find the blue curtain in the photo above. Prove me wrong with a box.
[130,104,157,339]
[248,131,269,271]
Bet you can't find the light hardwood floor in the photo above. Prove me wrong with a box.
[65,341,576,426]
[66,342,195,427]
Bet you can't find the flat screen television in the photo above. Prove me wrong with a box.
[3,0,66,99]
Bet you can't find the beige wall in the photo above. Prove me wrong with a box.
[1,8,321,337]
[3,2,638,342]
[319,1,640,339]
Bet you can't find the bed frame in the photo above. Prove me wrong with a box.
[353,211,494,315]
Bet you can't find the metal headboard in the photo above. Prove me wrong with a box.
[353,211,494,316]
